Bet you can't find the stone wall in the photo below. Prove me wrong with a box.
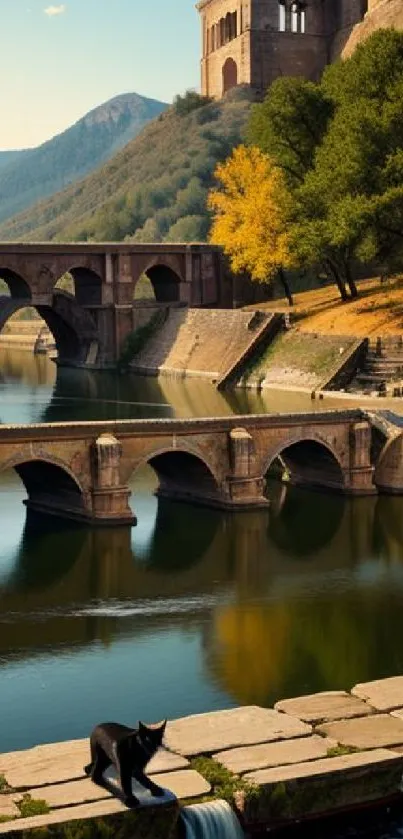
[130,308,278,381]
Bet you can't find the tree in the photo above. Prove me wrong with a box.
[208,145,294,297]
[248,30,403,300]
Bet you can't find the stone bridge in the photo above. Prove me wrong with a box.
[0,242,237,368]
[0,409,402,527]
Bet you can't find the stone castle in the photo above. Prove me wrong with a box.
[197,0,386,98]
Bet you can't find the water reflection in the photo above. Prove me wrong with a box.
[1,468,403,751]
[3,346,403,425]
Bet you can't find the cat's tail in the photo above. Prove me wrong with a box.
[84,763,93,776]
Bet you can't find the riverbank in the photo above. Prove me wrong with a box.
[2,675,403,837]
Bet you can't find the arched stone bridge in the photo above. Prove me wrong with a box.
[1,409,402,527]
[0,242,235,368]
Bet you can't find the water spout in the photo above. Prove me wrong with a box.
[181,799,245,839]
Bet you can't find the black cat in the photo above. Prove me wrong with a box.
[84,720,167,807]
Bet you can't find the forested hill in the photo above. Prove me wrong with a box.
[0,88,253,244]
[0,92,167,224]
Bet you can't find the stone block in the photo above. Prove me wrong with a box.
[318,713,403,749]
[0,739,187,790]
[0,799,179,838]
[27,770,209,810]
[275,691,373,723]
[165,707,311,757]
[352,676,403,711]
[238,749,403,827]
[214,735,334,775]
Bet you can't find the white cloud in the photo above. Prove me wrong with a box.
[44,4,66,16]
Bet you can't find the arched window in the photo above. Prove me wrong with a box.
[220,17,225,46]
[279,1,286,31]
[231,11,237,38]
[225,12,231,43]
[222,57,238,94]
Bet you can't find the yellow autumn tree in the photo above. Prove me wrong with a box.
[208,145,294,282]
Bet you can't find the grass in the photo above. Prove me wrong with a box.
[190,757,259,806]
[17,794,50,818]
[326,744,360,758]
[246,275,403,337]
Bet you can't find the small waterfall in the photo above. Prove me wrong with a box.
[181,799,245,839]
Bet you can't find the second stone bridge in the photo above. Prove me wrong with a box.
[0,409,402,526]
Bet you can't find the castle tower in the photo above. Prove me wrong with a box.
[197,0,368,99]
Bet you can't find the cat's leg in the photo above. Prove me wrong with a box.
[84,735,98,776]
[119,764,139,808]
[91,746,111,786]
[134,769,165,798]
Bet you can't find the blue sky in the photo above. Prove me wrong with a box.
[1,0,201,150]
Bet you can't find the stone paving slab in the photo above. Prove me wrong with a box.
[0,740,187,790]
[0,796,20,819]
[214,735,335,775]
[165,706,311,757]
[318,713,403,749]
[26,770,209,809]
[352,676,403,711]
[275,691,373,723]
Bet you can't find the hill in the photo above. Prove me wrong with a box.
[0,92,167,224]
[0,151,26,170]
[0,88,253,244]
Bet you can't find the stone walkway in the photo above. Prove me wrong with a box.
[1,676,403,835]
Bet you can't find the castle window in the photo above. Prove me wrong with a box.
[291,6,298,31]
[279,1,286,31]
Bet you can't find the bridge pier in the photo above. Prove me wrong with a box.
[90,434,135,526]
[224,428,269,510]
[344,421,376,495]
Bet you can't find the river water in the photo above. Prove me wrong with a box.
[1,347,403,781]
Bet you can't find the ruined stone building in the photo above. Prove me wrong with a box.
[197,0,381,98]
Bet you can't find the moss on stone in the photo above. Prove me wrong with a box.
[17,795,50,818]
[190,757,259,807]
[326,745,360,758]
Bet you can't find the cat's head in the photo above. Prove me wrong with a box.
[138,720,167,751]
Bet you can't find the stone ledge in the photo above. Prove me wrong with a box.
[275,691,373,723]
[238,749,403,827]
[318,713,403,749]
[352,676,403,712]
[165,706,311,756]
[213,735,335,775]
[0,741,188,791]
[0,799,179,837]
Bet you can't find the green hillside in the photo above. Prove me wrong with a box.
[0,87,253,244]
[0,92,167,225]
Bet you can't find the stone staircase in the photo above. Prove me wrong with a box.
[131,308,279,381]
[352,337,403,395]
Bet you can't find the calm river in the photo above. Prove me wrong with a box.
[1,348,403,771]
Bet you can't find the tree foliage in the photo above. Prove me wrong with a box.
[248,29,403,299]
[209,145,293,282]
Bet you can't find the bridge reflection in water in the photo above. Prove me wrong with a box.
[1,465,403,752]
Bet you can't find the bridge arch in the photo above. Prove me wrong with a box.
[61,266,103,307]
[0,456,88,522]
[130,445,221,507]
[263,434,345,492]
[141,263,184,304]
[0,267,32,300]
